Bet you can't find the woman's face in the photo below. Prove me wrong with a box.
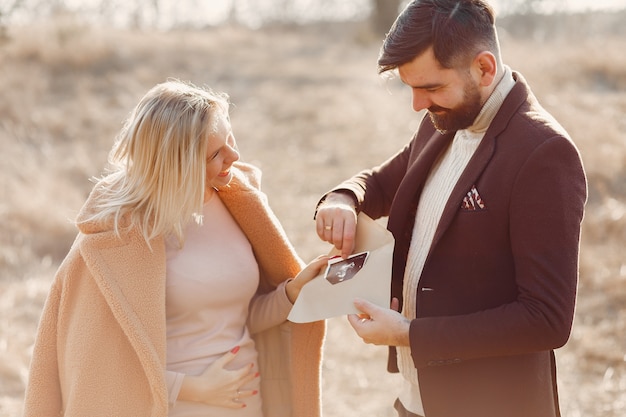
[204,112,240,201]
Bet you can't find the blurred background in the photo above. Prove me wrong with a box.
[2,0,626,29]
[1,0,625,416]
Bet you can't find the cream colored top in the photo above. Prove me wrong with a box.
[397,67,516,416]
[165,193,293,417]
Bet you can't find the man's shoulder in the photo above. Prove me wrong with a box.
[500,74,571,144]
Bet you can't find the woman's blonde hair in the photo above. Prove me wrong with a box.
[81,79,229,245]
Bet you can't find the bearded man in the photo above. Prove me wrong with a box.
[314,1,587,416]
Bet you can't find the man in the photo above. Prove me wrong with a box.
[314,1,587,417]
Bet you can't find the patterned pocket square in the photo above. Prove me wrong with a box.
[461,185,486,211]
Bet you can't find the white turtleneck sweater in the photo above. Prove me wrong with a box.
[397,67,516,416]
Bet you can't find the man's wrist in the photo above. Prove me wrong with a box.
[322,190,357,210]
[314,189,357,219]
[395,321,411,347]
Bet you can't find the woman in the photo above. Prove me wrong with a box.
[23,80,327,417]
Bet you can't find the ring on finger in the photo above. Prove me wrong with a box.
[324,225,332,231]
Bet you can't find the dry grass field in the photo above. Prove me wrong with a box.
[1,12,625,417]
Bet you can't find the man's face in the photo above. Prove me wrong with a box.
[398,47,484,133]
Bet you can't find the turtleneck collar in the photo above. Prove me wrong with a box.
[467,65,515,134]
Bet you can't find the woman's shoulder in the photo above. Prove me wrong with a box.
[224,161,263,192]
[75,178,137,237]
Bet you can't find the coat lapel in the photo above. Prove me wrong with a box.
[217,162,304,291]
[388,129,455,239]
[388,129,454,306]
[79,229,168,413]
[430,76,525,250]
[430,132,496,249]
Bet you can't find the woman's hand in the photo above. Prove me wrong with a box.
[285,255,330,304]
[177,346,259,409]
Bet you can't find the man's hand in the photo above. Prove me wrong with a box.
[315,192,358,258]
[347,298,410,347]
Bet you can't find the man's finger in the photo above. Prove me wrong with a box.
[391,297,400,312]
[353,297,376,316]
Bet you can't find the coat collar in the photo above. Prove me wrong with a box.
[217,162,304,289]
[389,72,529,257]
[430,72,529,250]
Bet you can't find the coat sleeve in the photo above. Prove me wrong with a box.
[23,271,64,417]
[320,141,413,220]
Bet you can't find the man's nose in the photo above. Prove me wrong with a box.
[411,90,432,112]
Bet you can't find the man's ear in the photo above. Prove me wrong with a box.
[472,51,498,87]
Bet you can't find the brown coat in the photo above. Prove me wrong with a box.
[24,162,325,417]
[333,72,587,417]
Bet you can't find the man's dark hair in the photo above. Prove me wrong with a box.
[378,0,498,73]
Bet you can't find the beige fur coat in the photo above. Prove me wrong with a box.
[23,162,325,417]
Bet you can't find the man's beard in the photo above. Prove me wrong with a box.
[428,80,483,133]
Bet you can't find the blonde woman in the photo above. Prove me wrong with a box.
[24,80,327,417]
